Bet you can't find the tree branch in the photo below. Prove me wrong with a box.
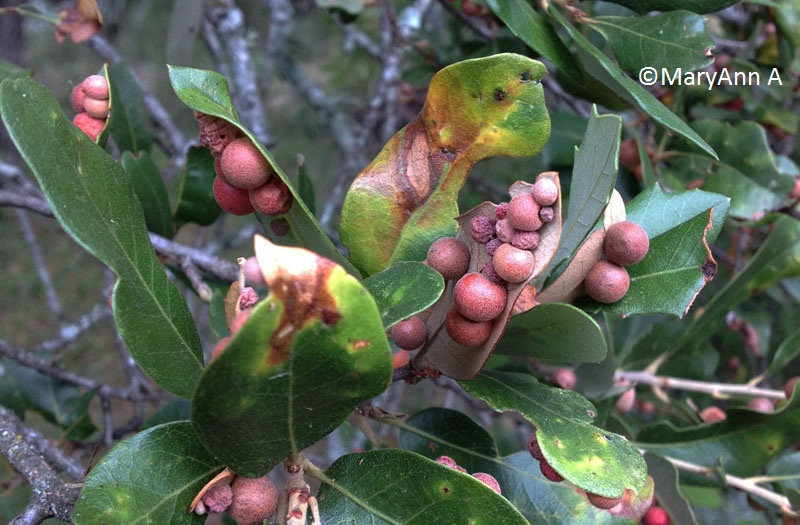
[0,406,83,524]
[203,0,274,147]
[616,370,786,401]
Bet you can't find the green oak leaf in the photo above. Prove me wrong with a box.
[120,151,173,238]
[460,371,648,499]
[106,61,153,153]
[495,303,607,364]
[485,0,582,84]
[362,261,444,328]
[340,53,551,276]
[548,6,716,159]
[545,108,620,280]
[173,146,223,226]
[588,185,730,318]
[590,11,715,74]
[191,236,392,476]
[663,119,795,219]
[400,408,651,524]
[673,214,800,352]
[73,421,222,525]
[0,360,96,441]
[0,77,203,398]
[637,393,800,477]
[314,449,527,524]
[603,0,740,14]
[167,66,358,275]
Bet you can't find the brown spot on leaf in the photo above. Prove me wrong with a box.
[702,258,717,280]
[442,486,451,494]
[494,88,507,102]
[351,340,371,351]
[255,237,341,365]
[322,310,341,325]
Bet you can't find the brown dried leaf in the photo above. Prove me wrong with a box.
[536,228,605,305]
[55,0,102,44]
[188,467,235,513]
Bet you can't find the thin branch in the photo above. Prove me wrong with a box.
[35,306,112,353]
[616,370,786,401]
[0,338,151,402]
[15,208,63,319]
[662,454,797,517]
[88,35,186,158]
[203,0,274,147]
[0,406,82,524]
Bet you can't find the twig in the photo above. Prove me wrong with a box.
[616,370,786,401]
[35,306,112,353]
[0,406,82,524]
[88,35,186,157]
[203,0,274,147]
[14,208,63,318]
[661,454,797,517]
[0,338,153,402]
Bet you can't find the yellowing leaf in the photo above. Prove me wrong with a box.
[340,53,551,276]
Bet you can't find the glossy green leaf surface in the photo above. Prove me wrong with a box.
[0,360,96,440]
[674,214,800,352]
[315,449,527,525]
[107,61,153,153]
[340,54,550,276]
[549,7,716,159]
[637,393,800,477]
[771,328,800,375]
[0,77,203,398]
[73,421,222,525]
[604,0,739,14]
[495,303,607,364]
[362,261,444,328]
[167,66,358,275]
[192,236,392,476]
[664,119,795,219]
[173,146,222,226]
[400,408,648,524]
[120,151,173,238]
[485,0,582,83]
[644,454,698,525]
[546,109,620,279]
[460,371,648,498]
[591,11,714,73]
[594,185,730,317]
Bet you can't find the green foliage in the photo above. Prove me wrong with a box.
[1,1,799,523]
[461,371,648,498]
[315,449,528,524]
[0,77,203,398]
[73,422,222,525]
[192,237,392,476]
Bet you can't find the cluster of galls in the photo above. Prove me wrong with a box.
[194,112,293,218]
[584,220,649,304]
[527,433,622,510]
[435,456,501,495]
[70,74,109,141]
[194,475,278,525]
[392,178,560,352]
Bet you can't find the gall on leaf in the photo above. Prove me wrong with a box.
[413,173,561,380]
